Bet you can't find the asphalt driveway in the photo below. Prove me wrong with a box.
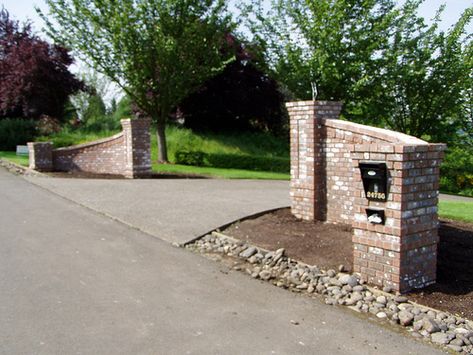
[24,175,290,245]
[0,166,442,354]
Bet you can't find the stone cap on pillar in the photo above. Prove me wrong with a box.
[120,118,152,129]
[286,100,343,120]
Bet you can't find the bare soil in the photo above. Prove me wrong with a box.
[223,208,473,320]
[224,208,354,271]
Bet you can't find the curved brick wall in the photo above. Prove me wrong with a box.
[28,118,151,178]
[287,100,446,292]
[53,133,126,175]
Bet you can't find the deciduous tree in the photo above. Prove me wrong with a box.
[0,8,83,120]
[244,0,472,143]
[40,0,235,162]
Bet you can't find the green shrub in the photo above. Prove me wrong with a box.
[0,118,37,150]
[173,149,290,173]
[82,114,121,132]
[205,153,289,173]
[440,146,473,197]
[174,150,206,166]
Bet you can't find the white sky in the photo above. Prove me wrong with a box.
[2,0,472,35]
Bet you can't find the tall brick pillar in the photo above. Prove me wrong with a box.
[287,101,342,220]
[121,118,152,178]
[27,142,53,171]
[352,144,446,292]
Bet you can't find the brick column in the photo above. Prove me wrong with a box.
[352,143,446,292]
[121,118,152,178]
[286,101,342,220]
[27,142,53,171]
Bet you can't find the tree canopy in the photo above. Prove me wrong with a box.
[244,0,472,144]
[0,8,83,120]
[40,0,236,162]
[179,38,287,135]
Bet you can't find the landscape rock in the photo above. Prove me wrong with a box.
[376,295,387,305]
[376,312,387,319]
[423,318,441,334]
[327,269,337,278]
[352,285,364,292]
[339,274,358,287]
[447,345,463,352]
[450,338,464,347]
[240,247,257,258]
[259,270,272,281]
[189,231,473,355]
[431,332,450,345]
[398,311,414,326]
[393,296,408,303]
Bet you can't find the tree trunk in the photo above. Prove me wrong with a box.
[156,122,168,163]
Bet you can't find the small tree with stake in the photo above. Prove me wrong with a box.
[39,0,235,163]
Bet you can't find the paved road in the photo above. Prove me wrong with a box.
[24,175,290,245]
[439,193,473,202]
[0,167,443,354]
[21,175,470,247]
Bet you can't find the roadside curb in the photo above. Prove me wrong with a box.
[0,158,47,177]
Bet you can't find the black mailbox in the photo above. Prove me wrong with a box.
[359,162,388,201]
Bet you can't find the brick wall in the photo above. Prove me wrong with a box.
[287,100,446,293]
[28,118,151,178]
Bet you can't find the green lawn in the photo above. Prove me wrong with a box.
[153,163,289,180]
[438,201,473,223]
[0,151,29,166]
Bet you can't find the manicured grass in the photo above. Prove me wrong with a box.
[438,201,473,223]
[162,125,288,160]
[149,126,289,179]
[153,163,290,180]
[0,151,29,166]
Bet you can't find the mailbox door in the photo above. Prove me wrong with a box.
[359,162,388,201]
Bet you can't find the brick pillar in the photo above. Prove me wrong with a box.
[121,118,152,178]
[27,142,53,171]
[352,143,446,292]
[286,100,342,220]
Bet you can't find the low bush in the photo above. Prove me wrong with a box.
[174,150,206,166]
[173,149,290,173]
[0,118,37,150]
[205,153,289,173]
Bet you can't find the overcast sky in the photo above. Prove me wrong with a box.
[2,0,472,35]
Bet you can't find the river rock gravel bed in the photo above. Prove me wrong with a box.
[186,232,473,354]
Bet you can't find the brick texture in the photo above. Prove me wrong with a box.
[28,142,53,171]
[287,100,446,293]
[29,118,151,178]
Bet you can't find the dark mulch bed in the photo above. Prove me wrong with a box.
[408,219,473,319]
[223,208,473,320]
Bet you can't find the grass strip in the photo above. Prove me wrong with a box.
[438,200,473,223]
[0,151,29,166]
[152,163,290,180]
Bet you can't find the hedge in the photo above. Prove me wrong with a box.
[0,118,37,151]
[174,150,290,173]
